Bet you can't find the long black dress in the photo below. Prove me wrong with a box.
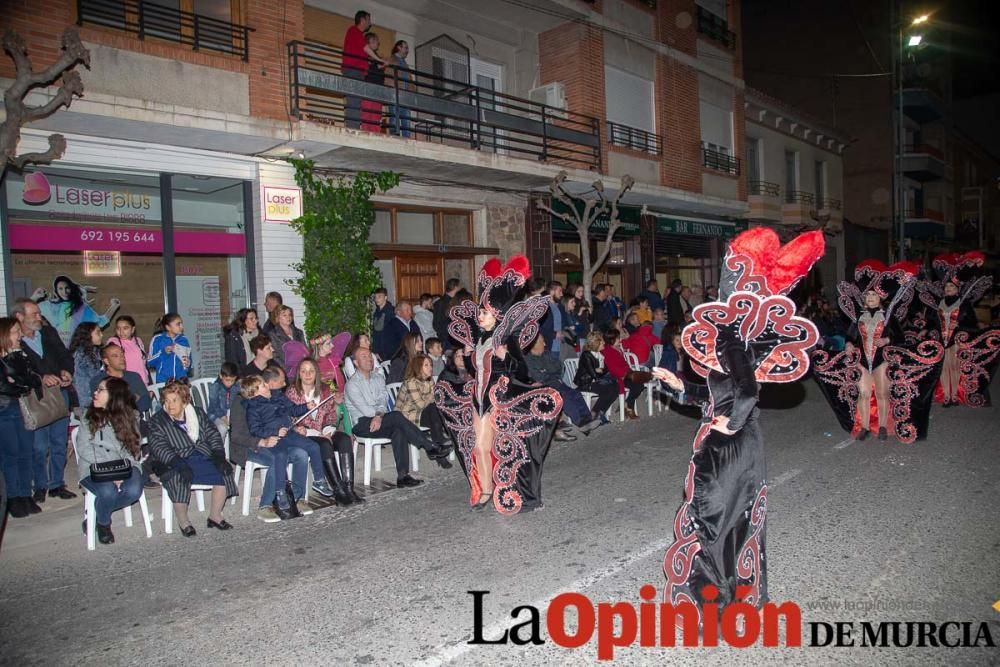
[664,341,768,613]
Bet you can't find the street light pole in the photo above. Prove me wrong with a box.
[896,9,906,261]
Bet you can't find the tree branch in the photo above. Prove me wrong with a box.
[24,71,84,121]
[11,134,66,169]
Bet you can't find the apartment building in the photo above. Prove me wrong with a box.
[1,0,763,376]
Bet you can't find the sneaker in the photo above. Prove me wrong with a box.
[274,489,291,511]
[256,506,281,523]
[311,479,335,498]
[296,500,314,516]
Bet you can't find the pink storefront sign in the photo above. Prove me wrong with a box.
[8,223,245,255]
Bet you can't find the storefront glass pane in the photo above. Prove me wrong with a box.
[6,167,165,348]
[396,211,435,245]
[171,175,247,380]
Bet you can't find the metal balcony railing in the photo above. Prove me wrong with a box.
[702,146,740,175]
[905,207,945,222]
[77,0,253,60]
[288,40,602,170]
[819,197,842,210]
[696,6,736,49]
[607,121,662,156]
[903,143,945,160]
[749,180,781,197]
[785,190,816,204]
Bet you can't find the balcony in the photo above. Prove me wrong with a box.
[76,0,253,61]
[748,181,781,222]
[607,121,662,156]
[900,144,948,182]
[905,207,948,240]
[900,83,946,123]
[696,6,736,49]
[782,190,815,225]
[287,40,601,171]
[702,146,740,175]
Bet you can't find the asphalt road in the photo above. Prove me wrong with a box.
[1,380,998,666]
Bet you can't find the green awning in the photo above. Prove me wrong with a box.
[550,200,641,236]
[651,214,747,239]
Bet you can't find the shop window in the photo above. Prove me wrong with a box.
[371,207,473,247]
[442,213,471,246]
[171,175,248,379]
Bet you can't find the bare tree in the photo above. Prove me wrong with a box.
[535,170,635,302]
[2,27,90,175]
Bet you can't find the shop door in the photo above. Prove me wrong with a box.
[396,255,443,302]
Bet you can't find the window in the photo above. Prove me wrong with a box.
[814,160,827,203]
[696,0,727,20]
[746,137,761,183]
[699,75,733,154]
[369,207,473,247]
[605,66,656,142]
[785,150,799,196]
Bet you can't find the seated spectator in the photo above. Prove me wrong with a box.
[651,307,667,339]
[223,308,260,368]
[75,377,144,545]
[622,320,658,367]
[573,331,619,424]
[107,315,149,384]
[267,305,307,373]
[70,322,104,413]
[92,343,152,414]
[228,379,308,523]
[602,328,645,420]
[623,311,641,334]
[0,316,43,518]
[395,354,453,460]
[413,293,437,341]
[345,348,451,487]
[657,327,690,403]
[387,332,422,384]
[148,313,191,382]
[524,336,598,433]
[438,348,471,385]
[246,367,337,516]
[344,331,375,378]
[147,380,238,536]
[286,357,358,505]
[207,362,240,435]
[425,337,445,377]
[241,334,278,378]
[629,296,653,325]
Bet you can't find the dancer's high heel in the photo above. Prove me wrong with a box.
[472,492,493,512]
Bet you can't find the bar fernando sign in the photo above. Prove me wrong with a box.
[550,200,745,239]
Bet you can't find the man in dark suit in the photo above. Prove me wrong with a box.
[371,288,396,360]
[433,278,461,347]
[591,284,612,332]
[383,300,421,359]
[666,279,685,327]
[11,298,76,502]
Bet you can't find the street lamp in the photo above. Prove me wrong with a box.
[892,9,931,262]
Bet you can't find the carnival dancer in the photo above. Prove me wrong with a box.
[655,227,824,627]
[433,256,562,514]
[812,261,943,443]
[917,251,1000,407]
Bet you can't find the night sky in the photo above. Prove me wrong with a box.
[945,0,1000,98]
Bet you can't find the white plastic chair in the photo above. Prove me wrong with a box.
[562,357,622,421]
[343,356,357,379]
[189,378,214,412]
[623,350,658,416]
[652,344,664,368]
[71,428,153,551]
[233,459,305,516]
[344,409,417,486]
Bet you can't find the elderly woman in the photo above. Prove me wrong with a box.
[148,380,238,536]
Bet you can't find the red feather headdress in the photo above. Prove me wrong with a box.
[478,255,532,318]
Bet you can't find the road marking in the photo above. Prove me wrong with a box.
[770,468,803,486]
[411,465,807,666]
[833,437,854,450]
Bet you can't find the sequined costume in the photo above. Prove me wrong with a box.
[433,256,562,514]
[663,228,825,624]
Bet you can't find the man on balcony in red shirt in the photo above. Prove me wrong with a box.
[343,10,371,129]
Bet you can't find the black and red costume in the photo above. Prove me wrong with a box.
[917,251,1000,407]
[812,260,944,443]
[663,228,825,621]
[433,256,563,514]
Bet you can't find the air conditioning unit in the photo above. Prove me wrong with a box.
[529,82,568,119]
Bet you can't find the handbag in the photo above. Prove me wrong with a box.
[19,385,67,431]
[87,427,133,483]
[626,370,654,385]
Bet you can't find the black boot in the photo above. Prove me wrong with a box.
[323,456,353,506]
[340,447,364,503]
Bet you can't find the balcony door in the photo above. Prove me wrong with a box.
[472,58,505,154]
